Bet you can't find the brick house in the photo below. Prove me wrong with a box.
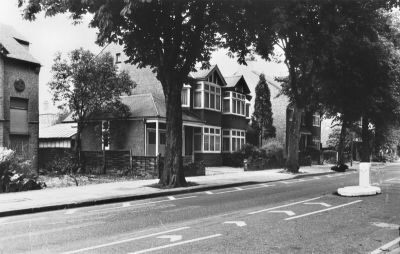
[0,24,40,169]
[75,59,252,167]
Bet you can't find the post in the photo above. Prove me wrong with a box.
[129,149,133,173]
[155,120,159,156]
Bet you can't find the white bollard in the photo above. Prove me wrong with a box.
[359,162,371,187]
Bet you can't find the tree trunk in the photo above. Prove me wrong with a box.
[159,81,187,187]
[286,106,302,173]
[75,122,83,173]
[337,119,348,165]
[360,116,371,162]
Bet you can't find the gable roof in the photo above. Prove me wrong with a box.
[39,123,77,139]
[189,65,227,86]
[224,75,251,95]
[0,23,40,65]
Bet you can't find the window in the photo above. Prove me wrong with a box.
[160,132,166,145]
[245,103,250,118]
[115,53,121,64]
[181,86,190,107]
[203,127,220,152]
[222,129,246,152]
[222,91,247,116]
[148,131,156,144]
[313,113,321,127]
[193,83,221,111]
[10,97,28,134]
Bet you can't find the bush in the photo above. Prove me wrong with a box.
[0,147,45,193]
[222,152,245,167]
[44,152,79,175]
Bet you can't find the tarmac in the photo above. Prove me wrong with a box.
[0,163,366,217]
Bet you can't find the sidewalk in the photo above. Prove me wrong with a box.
[0,164,352,217]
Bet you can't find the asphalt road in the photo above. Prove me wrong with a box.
[0,165,399,254]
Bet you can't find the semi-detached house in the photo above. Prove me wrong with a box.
[77,48,252,167]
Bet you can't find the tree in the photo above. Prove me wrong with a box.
[18,0,259,187]
[251,74,276,145]
[48,48,135,168]
[314,3,400,163]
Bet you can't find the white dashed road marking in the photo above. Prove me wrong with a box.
[127,234,222,254]
[234,187,243,190]
[285,200,362,221]
[268,210,296,216]
[248,196,321,215]
[157,235,182,242]
[303,202,332,208]
[65,209,78,215]
[204,191,214,195]
[60,227,190,254]
[223,221,247,227]
[167,196,176,200]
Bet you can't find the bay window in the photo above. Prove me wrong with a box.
[222,129,246,153]
[222,91,247,116]
[193,126,221,153]
[193,83,221,111]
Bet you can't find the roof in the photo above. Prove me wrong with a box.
[63,93,203,123]
[0,23,40,65]
[39,123,77,139]
[189,65,227,86]
[223,74,251,95]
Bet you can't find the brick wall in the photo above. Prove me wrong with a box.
[2,58,40,169]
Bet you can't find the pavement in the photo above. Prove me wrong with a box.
[0,162,380,217]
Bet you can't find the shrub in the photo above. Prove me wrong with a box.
[44,152,79,175]
[261,139,285,165]
[0,147,45,193]
[222,152,245,167]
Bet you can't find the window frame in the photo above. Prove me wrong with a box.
[221,129,246,153]
[193,125,221,153]
[222,91,247,117]
[313,113,321,127]
[181,84,191,108]
[10,97,29,135]
[192,82,221,112]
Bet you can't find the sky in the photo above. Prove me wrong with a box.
[0,1,287,114]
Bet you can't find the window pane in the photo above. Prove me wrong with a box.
[10,109,28,133]
[223,130,229,136]
[194,91,201,107]
[232,138,236,151]
[10,98,28,109]
[246,104,250,117]
[223,137,230,151]
[216,88,221,95]
[223,99,230,112]
[232,99,237,113]
[216,129,220,134]
[210,128,214,134]
[204,92,209,108]
[148,131,156,144]
[216,95,220,110]
[210,136,214,151]
[211,86,215,93]
[205,84,210,91]
[232,130,236,136]
[210,93,215,108]
[204,128,209,133]
[216,136,220,151]
[237,138,240,151]
[194,127,202,134]
[181,89,188,106]
[204,135,209,151]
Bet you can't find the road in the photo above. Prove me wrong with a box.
[0,164,399,254]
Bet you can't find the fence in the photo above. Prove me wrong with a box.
[80,151,195,176]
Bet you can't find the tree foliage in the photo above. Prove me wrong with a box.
[49,48,135,167]
[251,74,276,142]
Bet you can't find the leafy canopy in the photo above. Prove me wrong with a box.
[49,48,135,122]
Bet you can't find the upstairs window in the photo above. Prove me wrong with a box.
[313,113,321,127]
[245,102,250,118]
[193,83,221,111]
[10,97,28,134]
[181,86,190,107]
[222,91,246,116]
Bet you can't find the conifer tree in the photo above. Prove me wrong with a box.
[251,74,276,144]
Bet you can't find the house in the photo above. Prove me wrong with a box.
[74,61,252,167]
[0,23,40,169]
